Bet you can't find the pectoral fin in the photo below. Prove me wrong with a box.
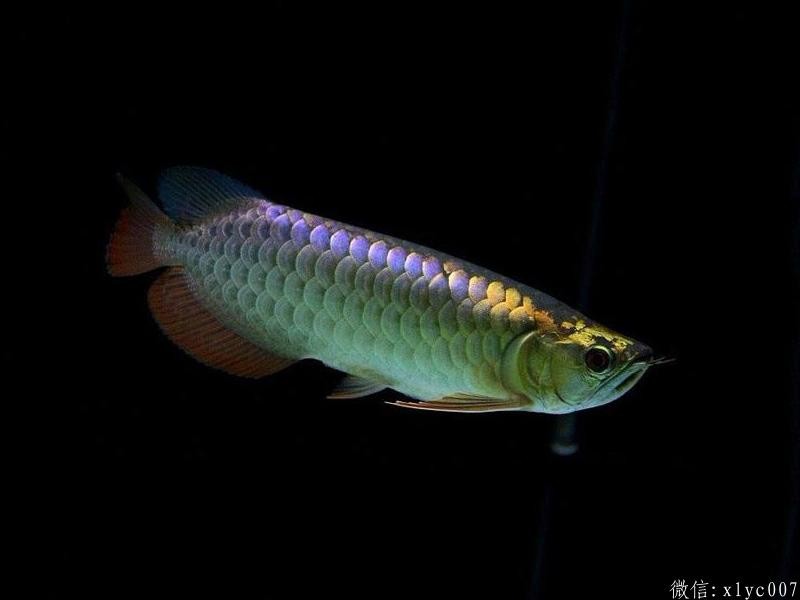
[327,375,387,399]
[388,393,527,413]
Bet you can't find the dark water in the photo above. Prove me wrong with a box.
[11,3,798,598]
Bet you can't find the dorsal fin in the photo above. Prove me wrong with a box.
[157,167,265,223]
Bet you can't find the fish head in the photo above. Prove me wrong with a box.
[501,321,652,414]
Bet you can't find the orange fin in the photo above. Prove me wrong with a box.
[147,268,295,378]
[107,174,174,276]
[388,393,528,413]
[327,375,387,399]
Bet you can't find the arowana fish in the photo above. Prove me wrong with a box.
[107,167,655,413]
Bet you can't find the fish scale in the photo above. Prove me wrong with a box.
[165,197,533,400]
[107,167,653,413]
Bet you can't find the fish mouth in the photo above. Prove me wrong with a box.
[554,362,648,409]
[554,353,654,409]
[592,361,650,404]
[611,365,648,395]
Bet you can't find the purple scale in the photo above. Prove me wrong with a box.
[330,229,350,257]
[291,220,310,245]
[286,209,303,223]
[256,201,271,216]
[387,247,407,274]
[429,273,448,300]
[422,256,441,279]
[469,276,488,302]
[448,271,469,302]
[405,253,423,278]
[368,241,388,268]
[270,214,291,242]
[310,225,331,251]
[349,236,369,263]
[266,205,284,220]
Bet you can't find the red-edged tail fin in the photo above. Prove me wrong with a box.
[107,174,175,276]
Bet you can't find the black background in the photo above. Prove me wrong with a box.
[9,3,799,599]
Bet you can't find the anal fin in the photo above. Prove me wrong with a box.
[147,268,295,378]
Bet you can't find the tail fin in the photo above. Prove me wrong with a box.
[107,174,175,277]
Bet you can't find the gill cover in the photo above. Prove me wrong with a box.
[500,331,541,397]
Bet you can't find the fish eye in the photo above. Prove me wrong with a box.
[585,346,615,374]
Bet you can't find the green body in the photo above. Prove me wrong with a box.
[110,168,653,413]
[166,200,566,404]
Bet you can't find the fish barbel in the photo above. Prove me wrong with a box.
[107,167,653,413]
